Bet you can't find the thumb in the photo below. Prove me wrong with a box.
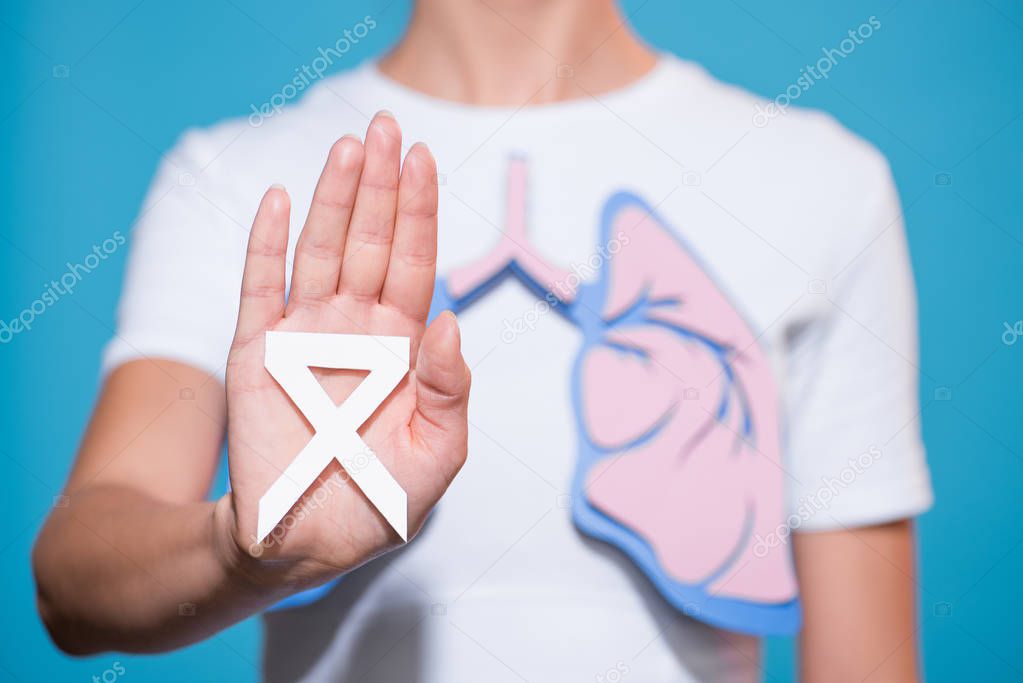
[412,311,470,465]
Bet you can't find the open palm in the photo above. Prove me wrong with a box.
[219,113,469,590]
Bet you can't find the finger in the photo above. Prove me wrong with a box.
[339,111,402,301]
[234,185,291,344]
[287,136,364,312]
[411,311,471,480]
[380,142,438,322]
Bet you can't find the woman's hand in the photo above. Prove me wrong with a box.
[216,112,470,591]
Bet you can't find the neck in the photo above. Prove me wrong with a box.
[378,0,658,106]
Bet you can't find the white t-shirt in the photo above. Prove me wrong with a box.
[104,54,933,682]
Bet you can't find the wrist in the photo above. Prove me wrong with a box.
[210,494,288,596]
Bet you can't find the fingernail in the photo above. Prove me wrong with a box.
[269,183,286,191]
[441,310,460,346]
[410,141,433,161]
[376,109,395,119]
[335,136,361,166]
[405,142,430,173]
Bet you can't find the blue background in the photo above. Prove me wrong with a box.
[2,1,1021,680]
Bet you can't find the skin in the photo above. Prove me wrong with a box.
[795,522,921,682]
[33,1,924,680]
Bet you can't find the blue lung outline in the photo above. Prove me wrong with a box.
[272,190,801,634]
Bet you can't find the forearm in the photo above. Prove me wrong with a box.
[32,484,288,655]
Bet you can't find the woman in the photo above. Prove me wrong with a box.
[33,1,931,681]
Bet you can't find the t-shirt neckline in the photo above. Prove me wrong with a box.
[355,52,677,120]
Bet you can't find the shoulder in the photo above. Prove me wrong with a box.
[655,56,897,254]
[667,54,891,190]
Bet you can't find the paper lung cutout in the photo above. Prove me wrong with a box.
[567,193,800,633]
[436,161,799,634]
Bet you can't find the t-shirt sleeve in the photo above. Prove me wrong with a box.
[101,129,249,382]
[783,161,934,532]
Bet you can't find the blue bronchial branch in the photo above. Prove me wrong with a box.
[577,285,757,445]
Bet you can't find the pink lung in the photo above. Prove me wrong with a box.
[580,202,797,603]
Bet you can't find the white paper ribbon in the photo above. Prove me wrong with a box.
[257,330,410,542]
